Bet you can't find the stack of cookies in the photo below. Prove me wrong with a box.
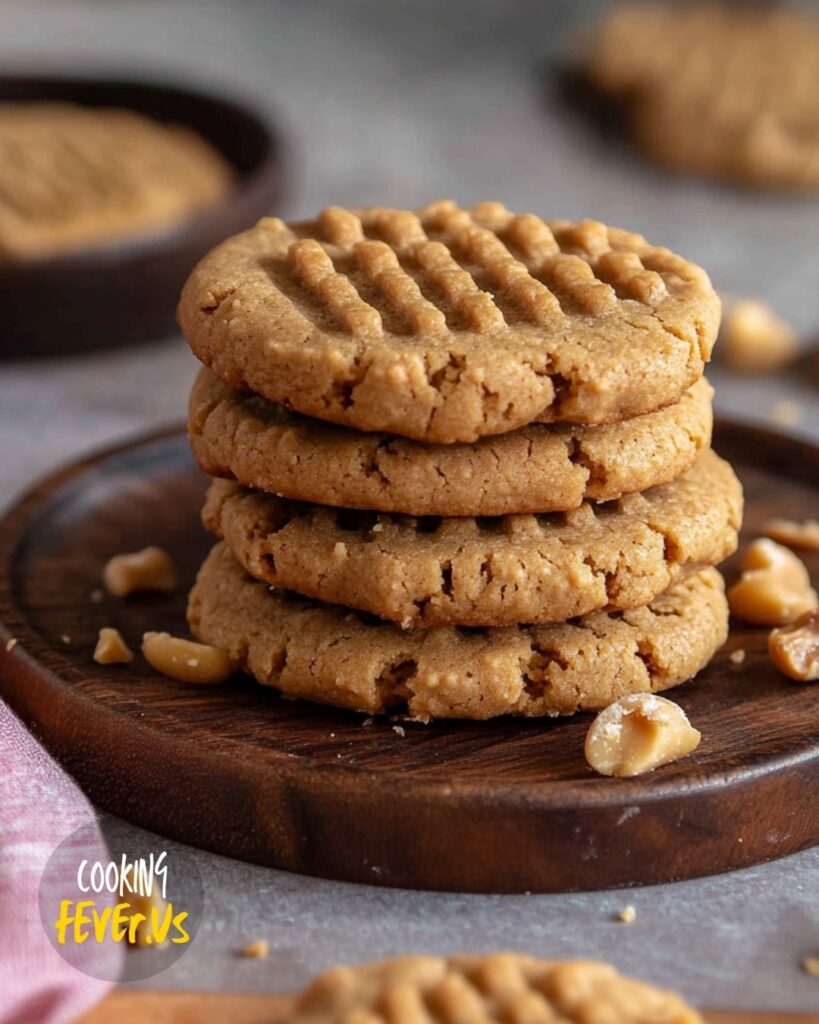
[179,201,742,722]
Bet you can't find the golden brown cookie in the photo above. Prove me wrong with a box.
[178,201,719,442]
[290,950,700,1024]
[190,368,714,516]
[587,4,819,189]
[187,543,728,721]
[290,953,702,1024]
[0,102,232,260]
[203,449,742,628]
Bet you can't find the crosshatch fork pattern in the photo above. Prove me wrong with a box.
[291,953,701,1024]
[264,200,703,339]
[180,198,719,441]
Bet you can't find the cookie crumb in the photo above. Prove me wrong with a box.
[617,905,637,924]
[61,634,72,645]
[103,546,178,597]
[768,400,801,429]
[393,725,406,738]
[362,717,374,727]
[94,627,134,665]
[239,939,269,959]
[802,956,819,977]
[729,649,746,665]
[90,588,104,603]
[5,637,18,652]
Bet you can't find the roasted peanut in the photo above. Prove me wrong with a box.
[585,693,701,778]
[93,627,133,665]
[768,609,819,682]
[142,632,235,684]
[103,546,178,597]
[239,939,270,959]
[728,538,817,626]
[762,518,819,552]
[722,299,796,373]
[803,956,819,977]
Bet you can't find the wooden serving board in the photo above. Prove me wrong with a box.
[1,421,818,893]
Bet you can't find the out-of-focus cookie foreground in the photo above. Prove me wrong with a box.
[289,953,702,1024]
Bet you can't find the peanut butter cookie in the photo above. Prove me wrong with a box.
[190,369,714,516]
[587,4,819,189]
[290,953,701,1024]
[203,449,741,628]
[187,543,728,721]
[178,202,719,442]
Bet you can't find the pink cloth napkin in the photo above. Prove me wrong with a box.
[0,701,117,1024]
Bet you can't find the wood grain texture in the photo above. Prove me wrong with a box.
[0,421,818,893]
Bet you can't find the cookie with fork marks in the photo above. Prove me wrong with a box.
[178,201,720,443]
[289,953,702,1024]
[188,544,728,721]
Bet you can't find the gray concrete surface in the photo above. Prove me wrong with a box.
[1,0,818,1012]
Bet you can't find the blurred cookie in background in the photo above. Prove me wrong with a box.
[0,102,233,261]
[582,3,819,190]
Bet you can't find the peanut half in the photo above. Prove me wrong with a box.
[769,609,819,682]
[103,546,178,597]
[585,693,701,778]
[728,538,817,626]
[142,632,235,684]
[722,299,796,373]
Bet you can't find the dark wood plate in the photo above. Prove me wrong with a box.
[1,421,817,893]
[0,75,284,358]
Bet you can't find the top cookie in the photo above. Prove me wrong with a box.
[178,201,719,443]
[290,954,701,1024]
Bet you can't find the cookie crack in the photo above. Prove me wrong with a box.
[567,436,606,488]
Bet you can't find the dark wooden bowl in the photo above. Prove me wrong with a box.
[0,75,285,359]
